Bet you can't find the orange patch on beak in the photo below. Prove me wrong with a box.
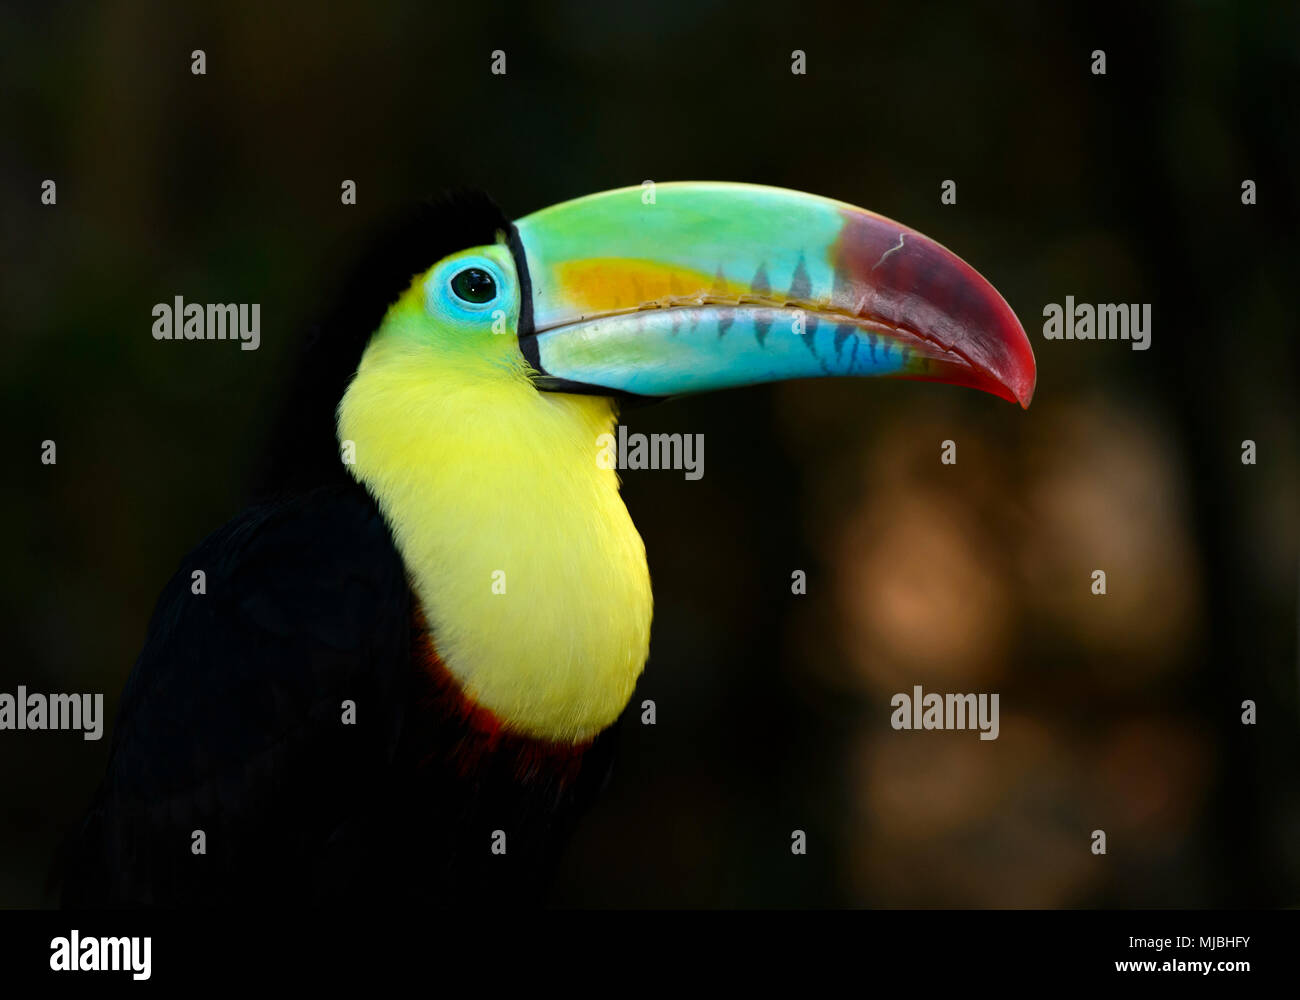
[552,258,754,316]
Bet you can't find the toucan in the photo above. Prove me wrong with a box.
[62,182,1035,906]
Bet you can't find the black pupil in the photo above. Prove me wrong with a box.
[450,267,496,304]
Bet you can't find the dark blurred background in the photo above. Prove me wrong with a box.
[2,0,1296,907]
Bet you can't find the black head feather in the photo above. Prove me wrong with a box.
[252,190,511,498]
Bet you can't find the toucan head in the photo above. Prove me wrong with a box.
[324,182,1035,742]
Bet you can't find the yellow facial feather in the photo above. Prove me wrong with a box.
[337,266,653,743]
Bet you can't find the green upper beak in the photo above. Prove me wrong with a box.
[512,182,1035,407]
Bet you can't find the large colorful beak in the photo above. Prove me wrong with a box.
[512,182,1035,407]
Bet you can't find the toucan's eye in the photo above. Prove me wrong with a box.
[449,267,497,304]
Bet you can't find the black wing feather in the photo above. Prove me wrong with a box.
[63,483,411,905]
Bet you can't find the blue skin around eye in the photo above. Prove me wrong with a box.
[428,257,509,319]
